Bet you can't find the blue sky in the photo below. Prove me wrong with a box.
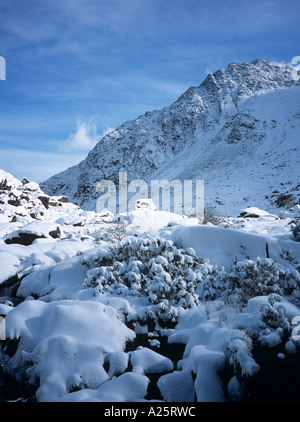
[0,0,299,182]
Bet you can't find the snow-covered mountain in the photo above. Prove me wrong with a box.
[41,59,300,216]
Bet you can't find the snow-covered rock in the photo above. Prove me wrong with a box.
[130,347,174,375]
[4,300,135,402]
[4,222,63,245]
[55,373,149,402]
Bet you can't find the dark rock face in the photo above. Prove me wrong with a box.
[37,196,50,209]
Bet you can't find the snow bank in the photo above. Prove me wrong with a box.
[157,368,195,402]
[0,251,20,283]
[130,347,174,375]
[105,351,129,377]
[159,307,263,402]
[126,208,199,229]
[188,345,226,402]
[17,253,88,300]
[247,295,300,321]
[5,300,135,402]
[56,373,149,402]
[158,342,227,402]
[170,225,300,271]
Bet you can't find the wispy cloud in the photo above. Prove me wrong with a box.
[59,117,114,152]
[59,118,98,152]
[0,116,115,182]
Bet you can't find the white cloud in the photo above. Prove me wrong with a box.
[60,119,99,152]
[0,117,116,183]
[59,117,115,152]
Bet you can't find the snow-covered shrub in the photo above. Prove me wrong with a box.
[83,236,300,322]
[102,221,128,243]
[196,264,228,300]
[190,254,300,304]
[228,336,259,378]
[202,208,225,226]
[83,236,207,320]
[226,258,300,304]
[258,294,291,347]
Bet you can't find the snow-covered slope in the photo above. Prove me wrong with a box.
[41,59,300,216]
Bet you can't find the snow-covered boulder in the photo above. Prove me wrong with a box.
[4,222,63,245]
[130,346,174,375]
[134,198,157,211]
[4,300,135,402]
[238,207,279,219]
[55,373,149,402]
[0,169,22,191]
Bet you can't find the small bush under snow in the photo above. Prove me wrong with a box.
[83,237,208,320]
[82,236,300,323]
[197,257,300,304]
[258,294,291,347]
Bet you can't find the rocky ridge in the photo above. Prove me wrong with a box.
[41,59,300,216]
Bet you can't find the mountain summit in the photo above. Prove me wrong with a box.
[41,59,300,216]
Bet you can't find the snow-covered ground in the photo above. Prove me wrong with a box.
[0,170,300,402]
